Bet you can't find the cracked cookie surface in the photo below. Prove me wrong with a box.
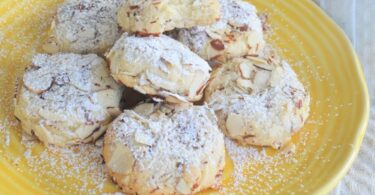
[117,0,220,35]
[177,0,265,62]
[103,103,225,195]
[15,53,124,146]
[205,55,310,149]
[43,0,123,54]
[106,33,211,104]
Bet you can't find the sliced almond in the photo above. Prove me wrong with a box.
[146,72,177,92]
[210,39,225,51]
[236,78,253,91]
[253,63,274,71]
[188,72,207,98]
[95,89,121,110]
[205,29,222,40]
[108,145,134,174]
[226,113,246,138]
[134,103,155,116]
[238,25,249,31]
[90,61,115,91]
[151,96,164,102]
[38,108,66,122]
[23,69,54,94]
[76,125,99,140]
[246,56,273,71]
[176,179,191,194]
[183,165,201,184]
[239,62,252,79]
[165,94,189,104]
[269,66,284,86]
[134,129,155,146]
[253,70,271,90]
[107,107,122,117]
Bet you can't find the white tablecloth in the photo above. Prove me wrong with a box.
[313,0,375,194]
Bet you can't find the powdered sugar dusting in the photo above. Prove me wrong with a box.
[105,104,225,193]
[50,0,123,53]
[0,118,19,147]
[112,104,223,171]
[178,0,263,55]
[221,130,312,194]
[111,34,211,74]
[15,53,123,146]
[224,138,267,186]
[20,133,121,194]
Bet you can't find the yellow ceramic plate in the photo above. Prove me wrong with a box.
[0,0,370,194]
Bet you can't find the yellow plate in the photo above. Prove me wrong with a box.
[0,0,370,194]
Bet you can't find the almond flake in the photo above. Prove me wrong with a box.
[246,56,269,66]
[210,39,225,51]
[226,113,246,138]
[253,63,273,71]
[239,62,252,79]
[236,78,253,91]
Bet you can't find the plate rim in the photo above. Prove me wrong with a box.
[304,1,370,194]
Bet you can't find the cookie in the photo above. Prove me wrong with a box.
[106,33,211,104]
[205,56,310,149]
[177,0,265,62]
[103,103,225,195]
[14,53,123,146]
[117,0,221,35]
[43,0,123,54]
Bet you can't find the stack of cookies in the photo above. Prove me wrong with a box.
[14,0,310,194]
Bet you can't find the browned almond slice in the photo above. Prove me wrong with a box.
[246,56,274,71]
[210,39,225,51]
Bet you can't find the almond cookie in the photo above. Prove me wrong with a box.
[117,0,221,35]
[177,0,265,62]
[43,0,123,54]
[106,33,211,104]
[14,53,123,146]
[205,56,310,149]
[103,103,225,195]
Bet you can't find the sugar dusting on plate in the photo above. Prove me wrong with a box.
[220,137,301,194]
[20,134,120,194]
